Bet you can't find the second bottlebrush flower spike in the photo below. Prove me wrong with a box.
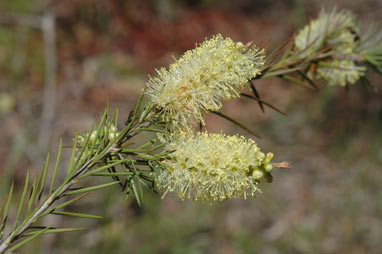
[146,34,264,130]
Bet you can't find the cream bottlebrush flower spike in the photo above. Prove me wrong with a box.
[156,132,275,201]
[146,34,264,130]
[294,8,366,86]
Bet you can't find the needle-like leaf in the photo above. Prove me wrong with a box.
[8,227,50,252]
[38,153,50,202]
[12,171,30,232]
[65,182,120,196]
[52,212,102,219]
[50,139,63,194]
[23,227,86,237]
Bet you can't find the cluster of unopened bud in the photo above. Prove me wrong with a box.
[75,124,120,164]
[78,124,120,147]
[251,152,274,182]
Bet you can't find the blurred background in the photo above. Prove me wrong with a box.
[0,0,381,253]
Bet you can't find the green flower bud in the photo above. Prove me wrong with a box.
[264,152,274,164]
[252,170,264,180]
[265,164,273,173]
[89,131,97,143]
[109,125,117,133]
[108,132,117,142]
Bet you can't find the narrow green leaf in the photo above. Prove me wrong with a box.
[50,139,63,194]
[135,128,168,134]
[130,180,141,207]
[23,227,86,237]
[27,173,39,217]
[80,159,131,179]
[67,133,79,178]
[35,164,45,204]
[8,227,50,252]
[149,143,165,152]
[12,171,30,233]
[89,141,115,167]
[90,109,109,158]
[1,182,14,233]
[131,159,143,204]
[38,153,50,201]
[139,103,155,123]
[65,181,120,196]
[0,196,5,221]
[109,109,118,131]
[126,89,146,131]
[137,139,158,149]
[114,108,119,126]
[92,172,134,177]
[138,177,155,191]
[120,148,150,153]
[52,211,102,219]
[38,193,90,219]
[0,196,6,238]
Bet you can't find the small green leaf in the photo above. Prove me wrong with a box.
[135,128,168,134]
[1,182,14,233]
[23,227,86,237]
[50,139,63,194]
[65,181,120,196]
[38,153,50,201]
[90,109,109,157]
[80,159,131,179]
[137,139,158,150]
[67,133,79,178]
[8,227,50,252]
[130,180,141,207]
[92,172,133,177]
[0,195,6,237]
[27,173,39,217]
[13,171,30,232]
[126,89,146,130]
[0,196,5,222]
[38,193,90,219]
[52,211,102,219]
[131,159,143,205]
